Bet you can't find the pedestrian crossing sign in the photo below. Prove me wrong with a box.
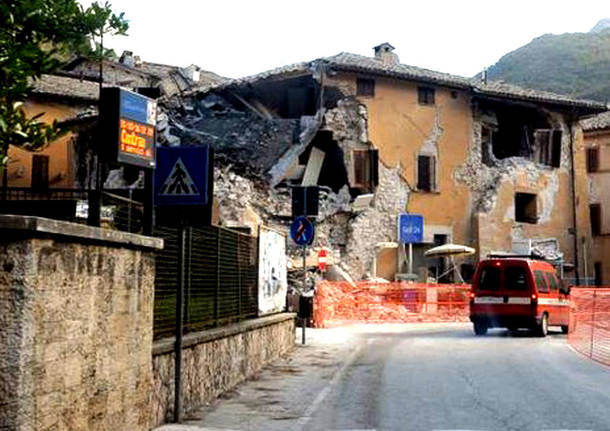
[154,146,210,206]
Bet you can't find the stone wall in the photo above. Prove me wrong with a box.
[151,313,295,426]
[0,215,162,431]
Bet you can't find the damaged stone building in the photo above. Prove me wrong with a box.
[582,111,610,285]
[162,42,607,284]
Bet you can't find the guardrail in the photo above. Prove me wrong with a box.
[567,287,610,367]
[313,281,471,328]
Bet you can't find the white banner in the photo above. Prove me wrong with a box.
[258,226,288,315]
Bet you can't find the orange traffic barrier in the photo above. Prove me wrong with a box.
[313,281,471,328]
[567,287,610,367]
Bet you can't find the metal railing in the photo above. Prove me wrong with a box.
[0,186,145,234]
[153,225,258,340]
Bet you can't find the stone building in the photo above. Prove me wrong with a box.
[166,43,606,284]
[582,111,610,284]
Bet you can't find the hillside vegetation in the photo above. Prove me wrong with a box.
[486,23,610,102]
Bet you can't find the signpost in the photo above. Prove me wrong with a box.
[398,213,424,275]
[290,215,315,345]
[152,145,212,424]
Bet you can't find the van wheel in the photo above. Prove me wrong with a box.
[474,321,488,336]
[561,325,569,334]
[536,314,549,337]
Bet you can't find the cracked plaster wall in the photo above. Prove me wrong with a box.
[456,107,586,266]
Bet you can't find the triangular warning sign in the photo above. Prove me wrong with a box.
[159,158,199,196]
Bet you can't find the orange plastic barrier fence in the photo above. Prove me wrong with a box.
[313,281,471,328]
[567,287,610,367]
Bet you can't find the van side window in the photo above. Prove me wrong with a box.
[505,267,528,291]
[479,267,500,291]
[545,273,559,292]
[534,270,549,293]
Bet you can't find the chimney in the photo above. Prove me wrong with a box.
[134,55,142,68]
[373,43,399,65]
[119,50,135,67]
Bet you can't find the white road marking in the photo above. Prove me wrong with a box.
[291,340,370,431]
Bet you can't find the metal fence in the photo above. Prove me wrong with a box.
[314,281,471,328]
[153,225,259,341]
[0,187,145,234]
[568,287,610,367]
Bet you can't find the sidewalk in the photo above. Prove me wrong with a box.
[154,326,359,431]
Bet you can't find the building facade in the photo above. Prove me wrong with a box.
[181,43,605,283]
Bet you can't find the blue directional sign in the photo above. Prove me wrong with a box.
[399,213,424,243]
[290,216,315,246]
[154,146,209,206]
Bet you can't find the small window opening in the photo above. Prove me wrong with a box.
[590,203,601,236]
[587,148,599,173]
[417,154,435,192]
[418,86,435,105]
[450,91,458,99]
[31,154,49,189]
[515,192,537,223]
[357,78,375,97]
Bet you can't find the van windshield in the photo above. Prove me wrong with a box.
[504,266,528,291]
[479,267,500,291]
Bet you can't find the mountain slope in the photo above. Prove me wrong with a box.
[486,22,610,102]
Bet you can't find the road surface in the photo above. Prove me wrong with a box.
[158,323,610,431]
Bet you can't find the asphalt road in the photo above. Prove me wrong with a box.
[159,324,610,431]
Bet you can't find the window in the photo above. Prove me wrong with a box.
[31,154,49,189]
[587,148,599,173]
[590,204,601,236]
[515,193,537,223]
[479,267,500,291]
[352,149,379,190]
[418,86,435,105]
[481,126,493,165]
[505,267,528,291]
[356,78,375,97]
[545,273,559,292]
[533,129,561,167]
[417,154,435,192]
[534,270,549,293]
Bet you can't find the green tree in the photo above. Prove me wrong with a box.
[0,0,128,178]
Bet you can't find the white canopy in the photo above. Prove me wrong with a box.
[424,243,476,258]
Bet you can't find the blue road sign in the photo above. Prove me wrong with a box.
[154,146,209,206]
[290,216,315,246]
[399,213,424,243]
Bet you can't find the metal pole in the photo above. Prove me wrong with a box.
[88,30,104,227]
[173,223,187,423]
[590,288,597,359]
[143,169,154,235]
[302,244,306,345]
[408,243,413,275]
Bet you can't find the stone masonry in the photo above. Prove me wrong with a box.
[0,215,161,431]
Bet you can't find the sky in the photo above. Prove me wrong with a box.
[80,0,610,79]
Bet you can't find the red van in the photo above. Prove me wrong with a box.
[469,256,570,336]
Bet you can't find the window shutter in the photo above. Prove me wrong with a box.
[417,155,431,191]
[551,130,562,167]
[31,155,49,189]
[587,148,599,173]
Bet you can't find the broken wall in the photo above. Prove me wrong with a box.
[456,103,591,278]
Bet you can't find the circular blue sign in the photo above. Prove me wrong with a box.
[290,216,315,246]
